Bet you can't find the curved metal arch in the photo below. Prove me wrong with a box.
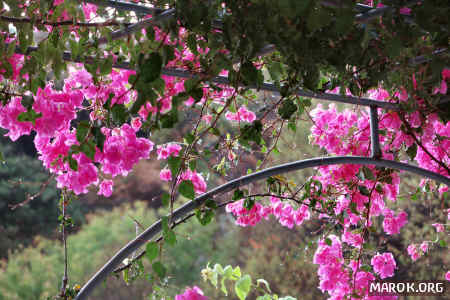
[75,156,449,299]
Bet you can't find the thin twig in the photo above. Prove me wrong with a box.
[9,174,55,210]
[59,192,69,299]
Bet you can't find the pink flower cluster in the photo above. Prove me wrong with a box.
[97,124,153,177]
[313,236,350,297]
[371,252,396,279]
[312,236,399,299]
[432,223,445,233]
[159,168,207,195]
[382,210,408,235]
[225,106,256,123]
[157,143,182,160]
[175,286,208,300]
[180,170,207,195]
[407,242,429,261]
[225,196,310,228]
[33,123,152,195]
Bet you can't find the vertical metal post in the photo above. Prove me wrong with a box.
[370,106,382,159]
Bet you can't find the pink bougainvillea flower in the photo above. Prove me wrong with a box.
[371,252,396,279]
[159,168,172,182]
[420,242,429,253]
[157,143,182,160]
[432,223,445,233]
[225,106,256,123]
[175,286,208,300]
[407,244,420,261]
[382,210,408,235]
[98,180,113,197]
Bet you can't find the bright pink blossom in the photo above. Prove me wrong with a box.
[432,223,444,232]
[159,169,172,182]
[407,244,420,261]
[180,170,207,194]
[382,210,408,235]
[371,252,396,279]
[98,180,113,197]
[175,286,208,300]
[225,106,256,123]
[157,143,182,160]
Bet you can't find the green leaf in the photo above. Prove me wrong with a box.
[363,243,375,251]
[235,274,252,300]
[68,156,78,171]
[92,126,106,152]
[123,268,129,284]
[439,239,447,247]
[17,108,42,125]
[361,166,376,181]
[375,184,384,194]
[160,109,178,128]
[349,202,359,215]
[189,88,204,103]
[233,189,245,200]
[80,140,96,160]
[241,61,260,86]
[358,186,371,196]
[185,132,195,144]
[161,193,170,207]
[179,180,195,200]
[152,261,166,278]
[161,216,169,233]
[146,242,159,262]
[205,199,217,209]
[325,238,332,246]
[99,55,113,75]
[187,34,198,55]
[111,104,127,124]
[406,143,417,160]
[196,208,214,225]
[164,229,177,246]
[278,99,298,120]
[141,53,162,83]
[243,198,255,210]
[168,156,182,176]
[360,265,372,272]
[162,45,175,65]
[188,159,196,171]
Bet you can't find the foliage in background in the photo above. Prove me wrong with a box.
[0,132,86,258]
[0,202,240,300]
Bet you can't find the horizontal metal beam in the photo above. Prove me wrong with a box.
[161,68,400,110]
[86,0,164,15]
[75,155,449,300]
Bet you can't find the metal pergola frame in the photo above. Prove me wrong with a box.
[7,1,448,299]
